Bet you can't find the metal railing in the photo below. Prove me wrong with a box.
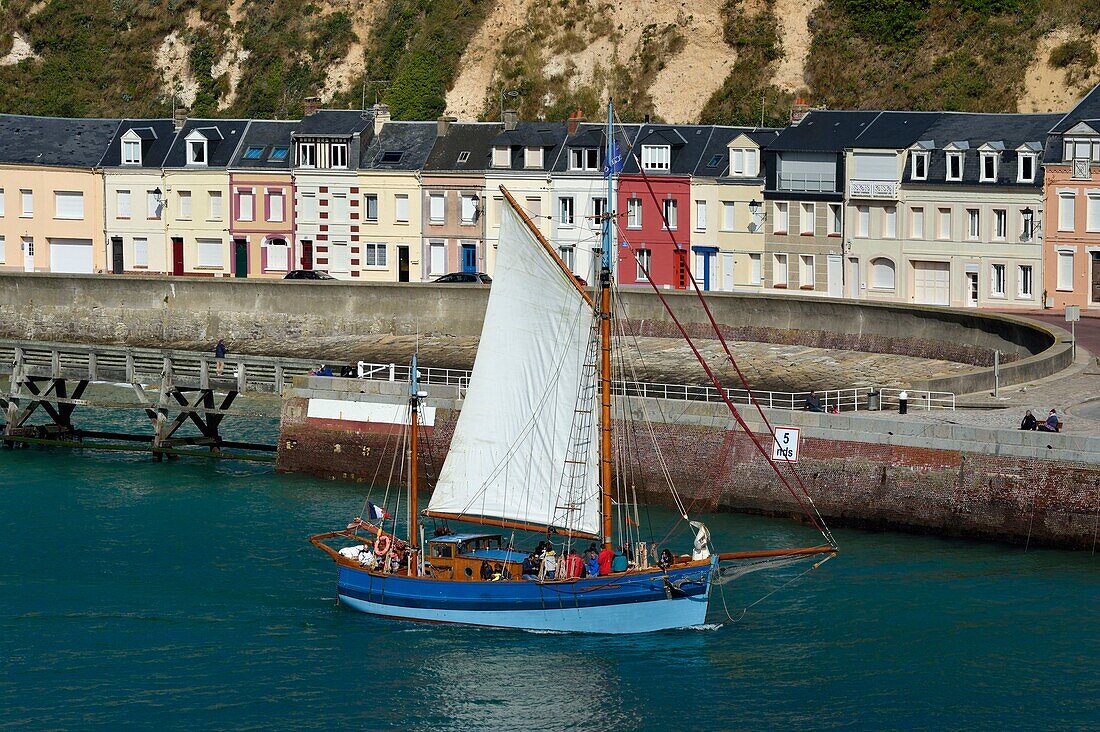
[848,179,899,199]
[778,173,836,193]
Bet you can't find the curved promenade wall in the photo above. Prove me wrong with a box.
[0,273,1072,393]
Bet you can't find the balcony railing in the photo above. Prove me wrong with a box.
[848,179,899,199]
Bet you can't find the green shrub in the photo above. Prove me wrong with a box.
[1049,39,1097,69]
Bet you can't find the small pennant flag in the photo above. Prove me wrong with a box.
[367,501,391,521]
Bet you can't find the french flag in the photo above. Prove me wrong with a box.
[367,502,391,521]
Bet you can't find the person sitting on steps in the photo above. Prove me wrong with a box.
[1037,408,1062,433]
[1020,409,1037,431]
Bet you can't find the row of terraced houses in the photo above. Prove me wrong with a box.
[6,85,1100,310]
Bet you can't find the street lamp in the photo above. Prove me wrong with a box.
[1022,206,1034,241]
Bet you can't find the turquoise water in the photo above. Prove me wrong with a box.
[1,418,1097,729]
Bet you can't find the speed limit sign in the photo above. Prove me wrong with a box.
[772,427,800,462]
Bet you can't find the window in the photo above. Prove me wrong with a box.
[774,202,789,233]
[238,189,254,222]
[1059,192,1076,231]
[147,190,161,219]
[980,152,998,182]
[1018,265,1033,298]
[196,238,223,268]
[773,253,788,287]
[1018,154,1036,183]
[299,192,317,221]
[524,147,543,168]
[298,142,316,168]
[799,254,814,288]
[328,241,350,273]
[243,146,264,160]
[429,241,446,276]
[123,140,141,165]
[268,192,285,222]
[429,193,444,223]
[729,148,759,177]
[365,193,379,222]
[330,143,348,168]
[829,203,843,236]
[870,258,896,289]
[395,194,409,223]
[559,197,575,226]
[0,236,5,264]
[991,264,1006,297]
[178,190,193,219]
[269,146,289,162]
[627,198,642,228]
[117,190,132,219]
[0,189,4,217]
[187,139,206,165]
[208,190,223,220]
[456,151,471,164]
[695,200,706,232]
[636,248,651,281]
[461,194,478,224]
[559,245,575,270]
[641,145,670,171]
[134,237,149,267]
[749,253,761,284]
[721,201,735,231]
[1087,192,1100,232]
[856,205,869,237]
[937,208,951,239]
[363,243,387,268]
[993,209,1007,240]
[662,198,677,230]
[707,154,722,168]
[379,151,403,164]
[1057,250,1074,290]
[946,152,963,181]
[883,206,897,239]
[911,207,924,238]
[800,202,816,235]
[266,239,288,270]
[20,190,32,217]
[492,146,510,168]
[569,148,599,171]
[591,197,607,227]
[330,191,350,221]
[967,209,980,239]
[911,151,928,180]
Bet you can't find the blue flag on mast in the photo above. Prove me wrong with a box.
[602,139,623,177]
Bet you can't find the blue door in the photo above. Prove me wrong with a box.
[461,244,477,273]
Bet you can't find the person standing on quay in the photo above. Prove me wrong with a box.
[215,339,227,375]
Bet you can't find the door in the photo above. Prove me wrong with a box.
[1092,253,1100,303]
[300,240,313,270]
[674,249,689,289]
[461,243,477,273]
[966,272,979,307]
[171,237,185,275]
[22,237,33,272]
[111,237,124,274]
[721,252,735,291]
[848,257,860,298]
[398,245,410,283]
[912,261,950,305]
[234,239,248,278]
[827,255,843,297]
[429,242,445,279]
[692,250,712,291]
[48,238,94,273]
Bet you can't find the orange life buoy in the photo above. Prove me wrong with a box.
[374,534,392,556]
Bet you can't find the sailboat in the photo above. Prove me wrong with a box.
[310,103,836,634]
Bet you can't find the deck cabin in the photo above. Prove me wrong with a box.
[426,533,526,581]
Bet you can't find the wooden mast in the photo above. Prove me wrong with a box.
[599,98,616,551]
[408,356,420,551]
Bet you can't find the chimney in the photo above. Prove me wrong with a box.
[790,97,810,125]
[304,96,322,117]
[503,110,518,131]
[566,107,585,136]
[644,113,651,124]
[437,115,456,137]
[173,107,188,131]
[372,103,391,135]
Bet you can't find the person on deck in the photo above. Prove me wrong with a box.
[598,545,614,576]
[658,548,673,569]
[584,550,599,578]
[521,552,539,580]
[611,550,628,573]
[541,550,558,580]
[1020,410,1038,431]
[563,548,584,579]
[480,561,494,581]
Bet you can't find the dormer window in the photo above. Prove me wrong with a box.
[946,152,963,181]
[980,152,998,182]
[524,147,543,169]
[122,140,141,166]
[1063,138,1099,162]
[187,139,207,165]
[569,148,599,171]
[641,145,670,171]
[297,142,316,168]
[492,146,510,168]
[728,148,758,177]
[1018,153,1036,183]
[331,143,348,168]
[911,151,928,180]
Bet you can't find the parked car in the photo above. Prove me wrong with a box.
[434,272,492,284]
[284,269,336,280]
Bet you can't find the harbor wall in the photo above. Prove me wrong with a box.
[278,377,1099,550]
[0,273,1073,394]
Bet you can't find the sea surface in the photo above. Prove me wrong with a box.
[0,406,1096,731]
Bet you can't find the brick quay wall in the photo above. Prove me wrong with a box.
[279,378,1099,550]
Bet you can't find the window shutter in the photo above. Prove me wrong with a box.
[55,192,84,219]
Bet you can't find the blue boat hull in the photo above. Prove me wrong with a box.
[335,561,715,634]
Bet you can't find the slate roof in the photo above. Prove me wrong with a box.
[423,122,503,172]
[695,126,780,178]
[850,111,943,149]
[551,122,641,173]
[360,121,439,171]
[163,119,249,168]
[902,113,1061,188]
[0,114,120,167]
[294,109,372,136]
[102,119,177,169]
[485,122,569,172]
[1049,82,1100,134]
[766,111,882,153]
[229,120,296,169]
[620,124,717,175]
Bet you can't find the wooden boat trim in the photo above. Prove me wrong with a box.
[423,510,601,540]
[717,545,836,561]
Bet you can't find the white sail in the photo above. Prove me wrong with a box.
[426,200,601,537]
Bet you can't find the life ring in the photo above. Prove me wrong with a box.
[374,534,392,556]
